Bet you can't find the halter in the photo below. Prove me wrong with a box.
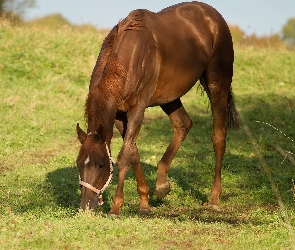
[79,141,115,205]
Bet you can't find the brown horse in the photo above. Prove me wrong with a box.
[76,1,240,216]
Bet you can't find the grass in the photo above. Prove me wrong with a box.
[0,21,295,249]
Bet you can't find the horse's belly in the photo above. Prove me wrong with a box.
[148,60,204,106]
[148,83,192,106]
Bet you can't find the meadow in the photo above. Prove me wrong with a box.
[0,21,295,249]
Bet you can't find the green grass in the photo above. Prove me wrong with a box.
[0,22,295,249]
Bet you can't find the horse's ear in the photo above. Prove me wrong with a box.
[94,124,106,144]
[76,123,87,144]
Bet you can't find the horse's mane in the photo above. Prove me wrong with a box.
[91,9,145,78]
[119,9,145,33]
[85,9,146,130]
[91,35,115,80]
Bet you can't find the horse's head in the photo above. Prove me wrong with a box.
[76,123,113,211]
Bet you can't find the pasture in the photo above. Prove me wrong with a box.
[0,22,295,249]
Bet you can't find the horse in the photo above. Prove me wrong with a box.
[76,1,240,216]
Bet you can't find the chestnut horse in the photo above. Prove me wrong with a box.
[76,1,240,216]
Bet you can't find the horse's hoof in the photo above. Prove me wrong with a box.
[108,213,120,219]
[155,182,171,198]
[138,208,151,216]
[208,204,222,212]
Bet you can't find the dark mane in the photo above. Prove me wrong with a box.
[85,53,128,129]
[84,86,106,131]
[91,34,115,82]
[91,9,146,86]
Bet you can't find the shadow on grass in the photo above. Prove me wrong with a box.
[46,165,80,210]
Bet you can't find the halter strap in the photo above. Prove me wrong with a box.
[79,141,115,205]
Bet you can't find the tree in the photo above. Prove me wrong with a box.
[282,18,295,45]
[0,0,35,18]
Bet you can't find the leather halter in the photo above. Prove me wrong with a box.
[79,141,115,205]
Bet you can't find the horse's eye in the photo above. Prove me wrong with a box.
[99,163,105,169]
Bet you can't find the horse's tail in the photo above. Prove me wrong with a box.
[226,88,241,129]
[199,76,241,129]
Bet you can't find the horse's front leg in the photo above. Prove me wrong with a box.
[109,106,150,216]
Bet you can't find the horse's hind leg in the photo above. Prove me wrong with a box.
[203,64,233,211]
[156,99,192,198]
[208,88,229,211]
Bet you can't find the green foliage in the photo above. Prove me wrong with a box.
[282,18,295,45]
[0,22,295,249]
